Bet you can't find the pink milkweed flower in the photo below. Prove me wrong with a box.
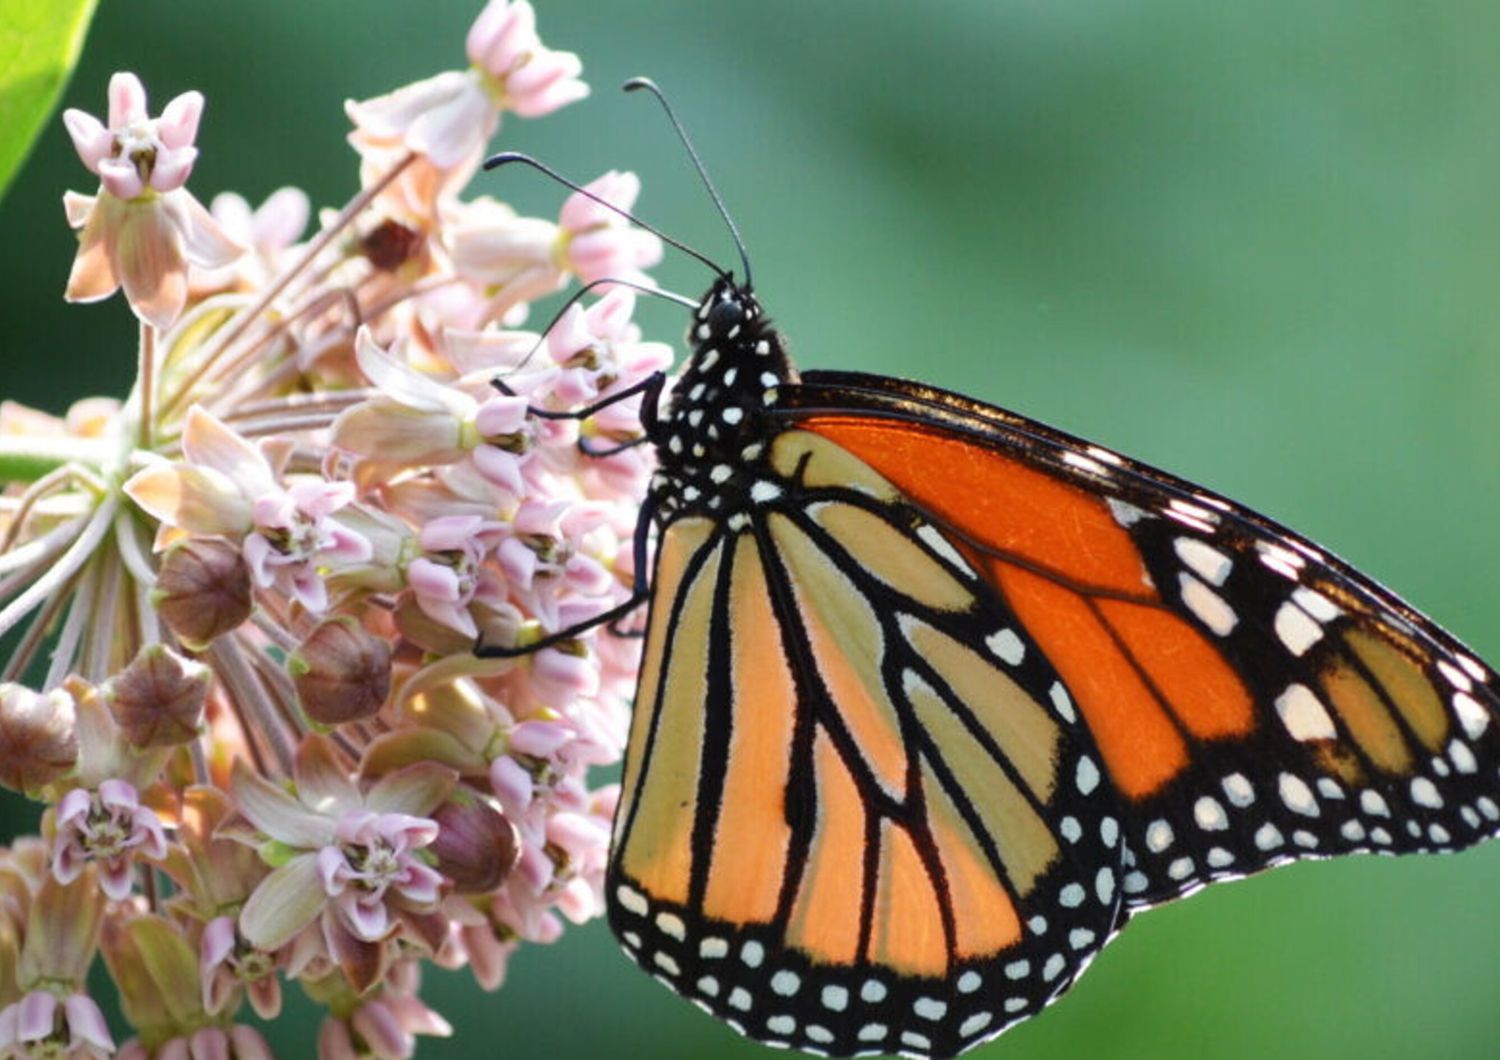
[201,915,282,1020]
[556,171,662,287]
[407,515,508,638]
[192,186,310,294]
[125,407,374,612]
[232,735,456,990]
[317,983,451,1060]
[118,1025,272,1060]
[0,991,114,1060]
[346,0,585,177]
[51,778,169,900]
[62,71,242,329]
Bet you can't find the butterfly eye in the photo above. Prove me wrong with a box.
[706,297,746,335]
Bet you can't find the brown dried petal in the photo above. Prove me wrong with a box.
[291,619,392,726]
[105,645,210,748]
[0,685,77,794]
[428,790,518,894]
[152,537,252,648]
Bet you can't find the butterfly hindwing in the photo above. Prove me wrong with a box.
[608,429,1134,1058]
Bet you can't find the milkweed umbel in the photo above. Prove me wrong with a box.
[481,81,1500,1060]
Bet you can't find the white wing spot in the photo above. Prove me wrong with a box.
[1174,537,1233,586]
[1316,778,1344,800]
[1275,602,1323,656]
[1411,777,1443,809]
[916,524,968,569]
[655,912,686,941]
[771,970,801,996]
[1075,756,1100,795]
[1360,790,1391,817]
[1086,445,1124,466]
[1479,796,1500,821]
[1028,915,1048,935]
[1370,826,1393,845]
[1293,830,1319,849]
[1179,572,1238,635]
[653,952,681,975]
[1049,682,1077,723]
[901,1031,932,1050]
[1258,542,1305,580]
[1145,819,1174,853]
[749,480,782,503]
[1438,660,1473,692]
[1101,817,1120,848]
[1043,954,1066,980]
[1255,823,1285,850]
[986,629,1025,666]
[1207,847,1235,869]
[741,941,765,967]
[1060,816,1082,844]
[766,1015,795,1036]
[1107,498,1148,527]
[858,1024,888,1042]
[1279,773,1320,817]
[960,1012,994,1037]
[1063,451,1109,476]
[1070,927,1097,950]
[1194,796,1229,831]
[806,1025,834,1045]
[709,464,732,484]
[721,406,744,425]
[1457,653,1487,682]
[1341,820,1366,842]
[1005,996,1028,1014]
[622,931,641,948]
[1429,823,1452,844]
[1004,960,1030,980]
[1292,587,1342,622]
[1123,871,1149,894]
[1276,683,1337,742]
[1096,866,1116,905]
[1059,883,1085,908]
[1222,773,1255,807]
[615,885,648,916]
[913,998,947,1021]
[699,938,728,960]
[1167,856,1195,881]
[697,976,720,997]
[860,979,887,1003]
[1453,692,1490,740]
[958,971,983,993]
[1449,740,1478,775]
[820,986,848,1012]
[729,987,752,1011]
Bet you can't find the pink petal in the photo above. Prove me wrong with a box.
[337,890,389,941]
[157,91,204,149]
[188,1027,231,1060]
[97,777,140,810]
[62,108,111,171]
[351,1001,411,1060]
[99,856,137,900]
[559,170,638,233]
[255,187,310,249]
[364,763,455,817]
[122,463,253,536]
[229,1026,274,1060]
[488,756,533,813]
[57,786,93,824]
[469,0,537,75]
[64,995,114,1051]
[473,394,528,436]
[509,719,572,757]
[107,72,148,128]
[394,860,446,906]
[293,735,361,817]
[149,145,198,193]
[229,759,337,847]
[408,557,461,603]
[17,992,56,1040]
[238,854,328,950]
[316,845,353,896]
[114,200,189,329]
[507,50,588,119]
[97,156,145,200]
[408,79,495,171]
[167,189,247,269]
[470,446,524,496]
[64,210,120,303]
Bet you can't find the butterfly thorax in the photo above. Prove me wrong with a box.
[648,277,797,523]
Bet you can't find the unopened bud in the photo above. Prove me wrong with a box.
[428,790,519,893]
[290,618,391,725]
[151,537,252,648]
[361,218,425,271]
[0,684,77,794]
[104,645,210,747]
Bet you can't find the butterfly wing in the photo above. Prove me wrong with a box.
[608,436,1132,1059]
[783,370,1500,908]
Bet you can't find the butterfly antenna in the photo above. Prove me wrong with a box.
[623,76,753,289]
[484,152,728,280]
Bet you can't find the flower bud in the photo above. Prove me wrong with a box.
[428,790,518,893]
[361,217,426,272]
[289,618,392,725]
[0,684,77,794]
[104,645,210,747]
[151,537,252,648]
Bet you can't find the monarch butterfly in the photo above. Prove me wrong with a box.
[483,82,1500,1060]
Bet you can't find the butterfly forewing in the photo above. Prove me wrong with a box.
[607,428,1132,1058]
[783,372,1500,909]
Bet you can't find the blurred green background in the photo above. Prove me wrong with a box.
[4,0,1500,1057]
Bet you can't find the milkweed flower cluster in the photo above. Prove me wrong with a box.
[0,2,671,1055]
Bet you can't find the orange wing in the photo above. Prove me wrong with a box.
[785,370,1500,906]
[609,431,1128,1059]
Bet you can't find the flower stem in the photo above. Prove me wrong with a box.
[138,322,157,448]
[0,436,111,486]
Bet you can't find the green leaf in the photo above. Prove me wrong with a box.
[0,0,99,205]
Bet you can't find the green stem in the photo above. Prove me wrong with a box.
[0,435,111,485]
